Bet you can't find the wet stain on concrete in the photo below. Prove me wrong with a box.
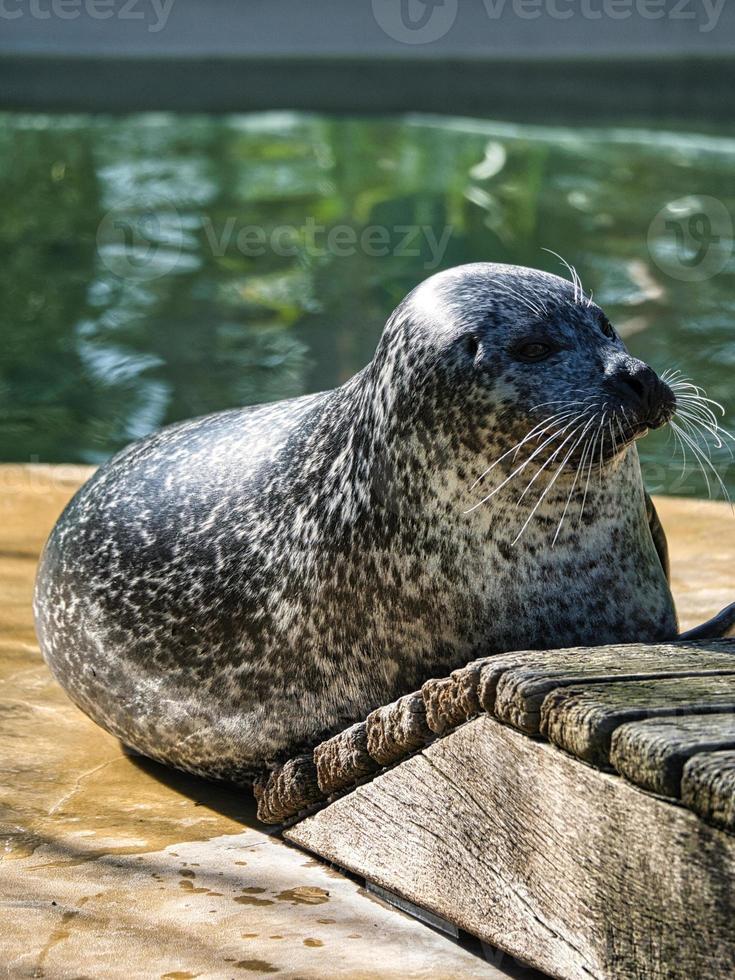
[275,887,329,906]
[35,910,77,971]
[178,880,210,894]
[235,960,280,973]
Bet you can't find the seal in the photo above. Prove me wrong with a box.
[34,262,708,784]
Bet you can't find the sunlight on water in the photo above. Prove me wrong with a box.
[0,111,732,499]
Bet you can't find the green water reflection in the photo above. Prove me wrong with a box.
[0,111,733,499]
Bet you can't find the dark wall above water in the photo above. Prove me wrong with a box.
[0,0,734,121]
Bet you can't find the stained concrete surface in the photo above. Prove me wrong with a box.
[0,464,733,978]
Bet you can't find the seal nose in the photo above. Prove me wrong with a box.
[604,356,675,429]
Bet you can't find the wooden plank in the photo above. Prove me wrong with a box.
[479,641,735,734]
[365,692,433,766]
[314,722,379,794]
[540,675,735,767]
[285,714,735,980]
[253,755,321,824]
[422,661,484,735]
[681,750,735,832]
[609,713,735,797]
[256,642,735,824]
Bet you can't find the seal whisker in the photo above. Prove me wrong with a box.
[670,421,714,497]
[664,375,734,484]
[615,415,626,451]
[492,283,544,319]
[521,281,551,316]
[679,418,715,460]
[676,410,733,457]
[661,367,682,385]
[532,395,595,411]
[517,413,597,507]
[671,421,732,506]
[672,387,723,417]
[512,420,592,545]
[542,248,585,305]
[670,382,726,419]
[676,395,732,441]
[553,418,599,546]
[468,408,578,493]
[578,428,601,525]
[466,410,590,512]
[609,417,619,458]
[470,411,572,492]
[676,401,722,434]
[598,429,606,483]
[508,412,577,464]
[671,424,691,481]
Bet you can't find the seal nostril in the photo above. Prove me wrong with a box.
[606,359,662,418]
[624,375,647,402]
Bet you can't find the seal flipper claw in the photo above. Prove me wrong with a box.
[679,603,735,641]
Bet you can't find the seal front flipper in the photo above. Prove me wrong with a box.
[645,490,670,583]
[644,493,733,641]
[678,603,735,641]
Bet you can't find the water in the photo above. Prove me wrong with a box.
[1,111,733,499]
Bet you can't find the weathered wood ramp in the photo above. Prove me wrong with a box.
[269,641,735,980]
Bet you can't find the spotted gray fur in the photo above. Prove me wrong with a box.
[33,263,678,784]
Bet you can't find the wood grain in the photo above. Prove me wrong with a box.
[479,641,735,733]
[253,755,321,824]
[610,713,735,797]
[365,692,433,766]
[314,722,379,794]
[286,714,735,980]
[540,674,735,767]
[681,749,735,832]
[422,661,484,735]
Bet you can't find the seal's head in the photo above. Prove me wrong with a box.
[370,262,675,488]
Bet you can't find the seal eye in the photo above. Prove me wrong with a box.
[515,342,553,363]
[465,336,480,358]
